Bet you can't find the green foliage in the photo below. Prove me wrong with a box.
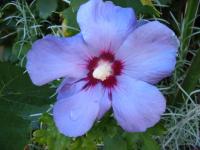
[33,113,70,150]
[157,0,172,5]
[1,0,44,63]
[0,47,17,62]
[123,124,165,150]
[70,0,88,11]
[104,136,127,150]
[0,62,55,150]
[140,0,160,16]
[180,0,200,59]
[62,7,79,36]
[175,48,200,104]
[33,112,164,150]
[109,0,160,17]
[0,111,30,150]
[37,0,58,19]
[174,0,200,104]
[0,62,55,108]
[161,98,200,149]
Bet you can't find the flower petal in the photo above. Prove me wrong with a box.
[116,21,179,84]
[57,78,111,119]
[135,19,149,28]
[26,34,93,86]
[77,0,136,51]
[56,78,85,100]
[53,85,103,137]
[112,75,166,132]
[97,90,111,120]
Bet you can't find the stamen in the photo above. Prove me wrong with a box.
[92,60,112,81]
[85,51,123,89]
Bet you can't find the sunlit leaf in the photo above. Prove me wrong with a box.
[140,0,160,16]
[140,0,153,6]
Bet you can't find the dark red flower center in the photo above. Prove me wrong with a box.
[83,51,124,89]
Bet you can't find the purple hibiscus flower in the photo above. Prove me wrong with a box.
[26,0,179,137]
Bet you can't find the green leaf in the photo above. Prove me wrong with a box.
[37,0,58,19]
[104,136,127,150]
[0,46,18,62]
[122,132,141,149]
[157,0,172,5]
[141,135,160,150]
[0,62,55,106]
[122,124,165,149]
[109,0,160,16]
[0,62,55,150]
[175,48,200,104]
[0,111,30,150]
[140,0,153,6]
[70,0,88,11]
[33,113,71,150]
[180,0,199,59]
[147,123,166,136]
[12,40,31,59]
[62,8,78,27]
[62,7,79,36]
[130,0,160,17]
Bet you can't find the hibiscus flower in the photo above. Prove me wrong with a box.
[26,0,179,137]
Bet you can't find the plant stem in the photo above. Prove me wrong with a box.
[180,0,199,60]
[175,48,200,104]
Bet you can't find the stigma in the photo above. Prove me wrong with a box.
[92,60,113,81]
